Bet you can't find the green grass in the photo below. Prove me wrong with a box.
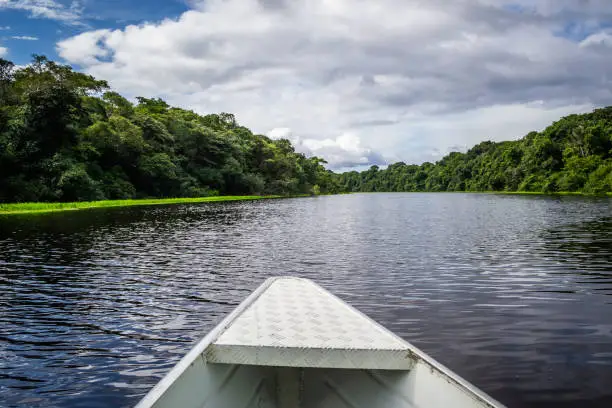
[0,195,285,215]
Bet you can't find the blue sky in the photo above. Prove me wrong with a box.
[0,0,189,64]
[2,1,612,169]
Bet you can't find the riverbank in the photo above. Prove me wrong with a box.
[489,191,612,197]
[0,195,286,215]
[354,191,611,196]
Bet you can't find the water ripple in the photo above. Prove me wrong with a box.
[0,194,611,407]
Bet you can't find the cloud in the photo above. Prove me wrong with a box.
[267,127,292,140]
[301,133,387,169]
[580,30,612,48]
[57,29,111,64]
[56,0,612,166]
[11,35,39,40]
[0,0,82,23]
[0,46,7,57]
[0,26,10,30]
[267,128,386,169]
[388,102,595,165]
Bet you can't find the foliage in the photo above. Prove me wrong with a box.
[0,56,339,203]
[2,55,610,203]
[337,108,612,194]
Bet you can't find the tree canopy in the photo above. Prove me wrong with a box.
[1,55,610,203]
[337,109,612,194]
[0,56,340,202]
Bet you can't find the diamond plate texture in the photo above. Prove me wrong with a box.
[206,277,415,369]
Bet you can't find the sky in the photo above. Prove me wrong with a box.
[1,0,612,170]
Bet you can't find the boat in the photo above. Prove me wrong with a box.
[135,276,506,408]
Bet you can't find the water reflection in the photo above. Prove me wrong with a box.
[0,194,611,408]
[539,217,612,280]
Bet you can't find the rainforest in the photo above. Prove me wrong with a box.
[1,55,611,204]
[0,56,340,203]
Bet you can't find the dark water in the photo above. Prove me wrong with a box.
[1,193,611,408]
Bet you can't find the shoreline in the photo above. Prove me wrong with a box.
[350,191,612,197]
[0,195,287,216]
[488,191,612,197]
[425,191,611,197]
[1,191,609,215]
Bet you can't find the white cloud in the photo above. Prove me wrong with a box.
[301,133,387,169]
[0,0,82,23]
[11,35,38,40]
[57,29,111,65]
[0,46,7,57]
[0,26,10,30]
[387,103,596,164]
[580,30,612,48]
[267,128,386,169]
[267,128,291,140]
[56,0,612,167]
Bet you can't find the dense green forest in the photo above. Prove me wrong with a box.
[1,56,611,203]
[338,108,612,194]
[0,56,340,203]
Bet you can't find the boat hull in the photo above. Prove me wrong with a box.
[135,277,505,408]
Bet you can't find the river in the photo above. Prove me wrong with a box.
[1,193,611,408]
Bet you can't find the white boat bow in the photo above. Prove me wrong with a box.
[135,276,506,408]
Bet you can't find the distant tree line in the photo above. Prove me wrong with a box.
[1,56,610,203]
[0,56,340,203]
[337,108,612,194]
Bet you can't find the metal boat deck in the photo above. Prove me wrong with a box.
[135,277,505,408]
[207,277,412,369]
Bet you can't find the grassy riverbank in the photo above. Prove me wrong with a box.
[0,195,285,215]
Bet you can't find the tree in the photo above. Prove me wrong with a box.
[335,107,611,195]
[1,54,610,203]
